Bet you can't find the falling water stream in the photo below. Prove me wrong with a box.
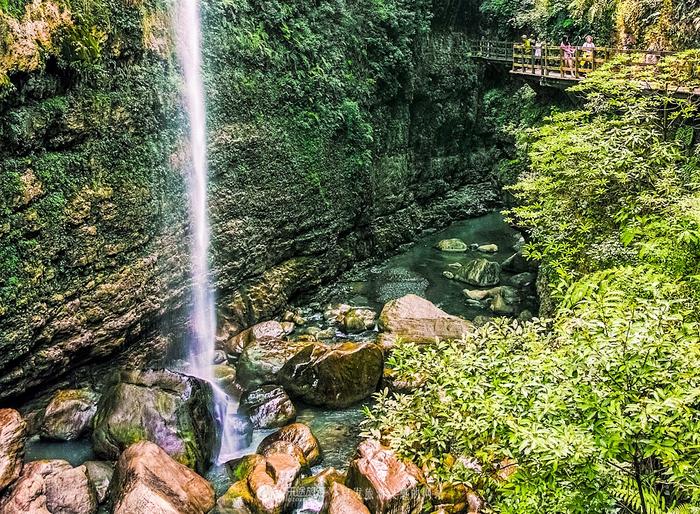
[175,0,239,464]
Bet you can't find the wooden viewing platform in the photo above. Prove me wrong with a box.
[466,39,683,90]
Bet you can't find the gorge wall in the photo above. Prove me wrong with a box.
[0,0,499,401]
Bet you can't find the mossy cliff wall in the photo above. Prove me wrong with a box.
[0,0,496,400]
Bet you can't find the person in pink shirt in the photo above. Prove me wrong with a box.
[560,36,575,76]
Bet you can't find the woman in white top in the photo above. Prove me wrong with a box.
[534,39,543,68]
[582,35,595,70]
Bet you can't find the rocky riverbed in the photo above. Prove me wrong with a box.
[0,212,536,513]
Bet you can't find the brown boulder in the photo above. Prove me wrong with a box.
[0,460,97,514]
[278,342,383,408]
[40,388,98,441]
[219,451,303,514]
[257,423,321,466]
[346,439,426,514]
[0,409,26,494]
[327,482,370,514]
[111,441,214,514]
[378,294,473,348]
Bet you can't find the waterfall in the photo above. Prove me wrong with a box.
[175,0,239,465]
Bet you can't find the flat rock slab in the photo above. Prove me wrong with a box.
[378,294,473,347]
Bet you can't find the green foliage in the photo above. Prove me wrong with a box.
[479,0,700,49]
[366,274,700,512]
[506,62,700,293]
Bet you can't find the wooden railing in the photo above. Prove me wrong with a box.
[466,39,513,62]
[512,44,671,80]
[466,39,672,82]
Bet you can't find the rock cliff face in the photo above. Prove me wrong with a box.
[0,0,497,400]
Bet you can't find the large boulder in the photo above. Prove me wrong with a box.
[0,409,26,493]
[236,339,306,391]
[453,259,500,287]
[219,449,305,514]
[346,439,426,514]
[257,423,321,466]
[249,452,304,512]
[279,342,383,408]
[240,386,297,429]
[40,388,99,441]
[224,321,288,357]
[92,369,216,473]
[0,460,97,514]
[111,441,214,514]
[378,294,473,347]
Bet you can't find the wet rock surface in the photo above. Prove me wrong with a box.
[236,339,306,390]
[257,423,321,466]
[453,258,501,287]
[341,308,377,334]
[92,369,216,474]
[111,441,214,514]
[40,388,99,442]
[347,439,426,514]
[284,467,345,513]
[224,321,288,357]
[240,386,297,429]
[436,238,468,252]
[0,409,26,494]
[279,342,383,408]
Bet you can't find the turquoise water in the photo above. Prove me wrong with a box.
[24,436,95,466]
[318,211,535,320]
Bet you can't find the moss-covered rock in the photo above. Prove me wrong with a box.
[91,369,216,474]
[40,387,98,441]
